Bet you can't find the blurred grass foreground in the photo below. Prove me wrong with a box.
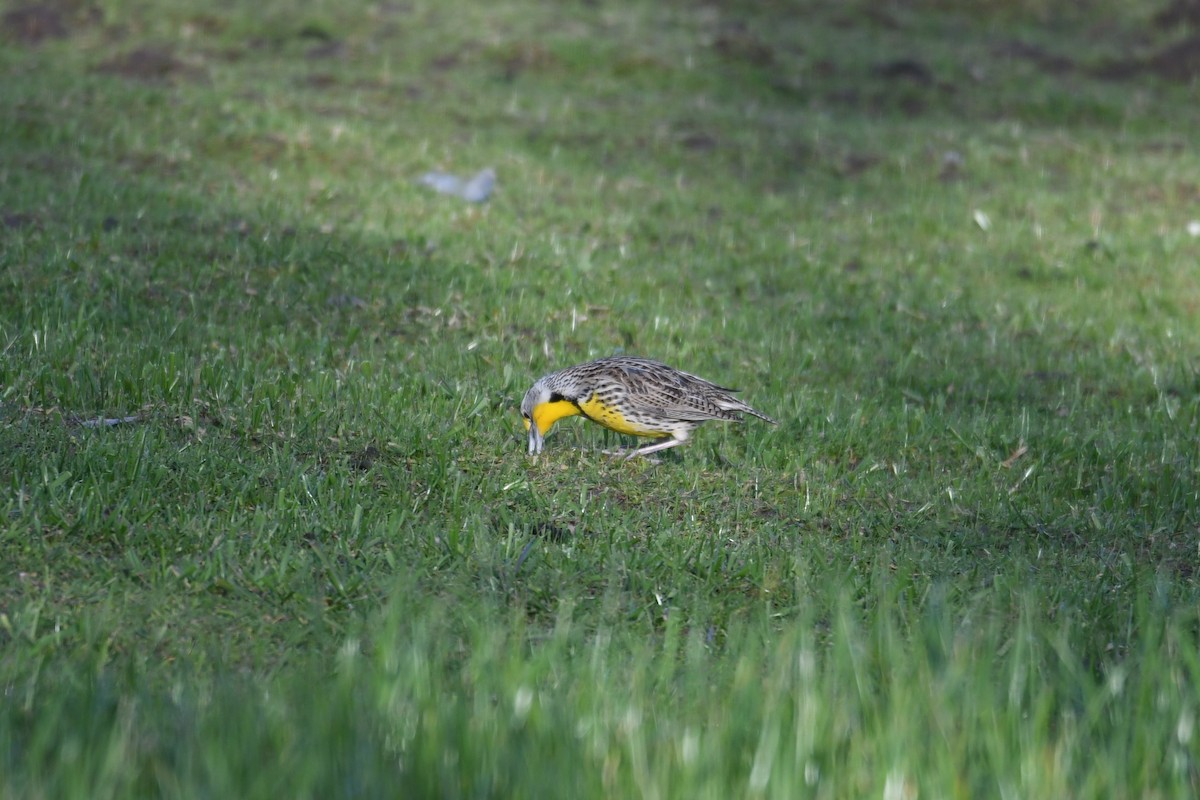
[2,0,1200,796]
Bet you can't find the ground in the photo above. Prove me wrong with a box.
[1,0,1199,796]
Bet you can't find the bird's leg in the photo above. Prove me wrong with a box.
[598,447,662,465]
[601,435,684,461]
[624,438,685,459]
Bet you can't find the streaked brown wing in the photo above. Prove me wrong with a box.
[608,361,746,422]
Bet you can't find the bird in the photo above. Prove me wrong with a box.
[520,356,777,459]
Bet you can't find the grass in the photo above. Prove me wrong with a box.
[2,0,1199,796]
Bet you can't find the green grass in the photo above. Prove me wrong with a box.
[2,0,1199,796]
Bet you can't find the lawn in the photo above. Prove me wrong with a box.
[2,0,1199,796]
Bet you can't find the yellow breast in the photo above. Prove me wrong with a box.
[578,393,668,438]
[529,399,582,435]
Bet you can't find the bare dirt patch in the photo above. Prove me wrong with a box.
[95,45,204,82]
[3,4,68,44]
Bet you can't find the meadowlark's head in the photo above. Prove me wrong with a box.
[520,377,579,455]
[521,379,550,455]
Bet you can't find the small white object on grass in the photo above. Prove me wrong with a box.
[1187,220,1200,237]
[418,167,496,203]
[419,172,464,195]
[460,168,495,202]
[972,209,990,231]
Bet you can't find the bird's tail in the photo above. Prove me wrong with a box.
[715,396,777,425]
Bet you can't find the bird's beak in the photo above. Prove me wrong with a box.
[528,421,544,455]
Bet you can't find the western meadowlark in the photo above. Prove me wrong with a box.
[520,356,777,459]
